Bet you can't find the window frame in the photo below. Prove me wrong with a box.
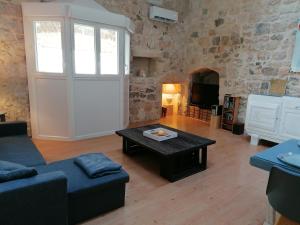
[71,20,121,78]
[124,31,131,76]
[33,19,65,75]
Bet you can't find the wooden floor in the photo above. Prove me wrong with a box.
[34,115,270,225]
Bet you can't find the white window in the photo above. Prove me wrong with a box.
[74,24,96,74]
[100,28,118,75]
[124,32,130,75]
[34,21,63,73]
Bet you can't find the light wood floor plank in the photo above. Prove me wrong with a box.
[33,115,270,225]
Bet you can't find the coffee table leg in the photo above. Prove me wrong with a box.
[160,156,176,182]
[160,147,208,182]
[122,138,141,155]
[199,146,207,170]
[123,138,135,154]
[122,138,129,154]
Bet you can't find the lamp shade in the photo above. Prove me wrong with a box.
[162,84,181,94]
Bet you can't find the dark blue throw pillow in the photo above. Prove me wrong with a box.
[0,160,37,183]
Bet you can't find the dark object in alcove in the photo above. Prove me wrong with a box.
[233,123,244,135]
[190,69,219,109]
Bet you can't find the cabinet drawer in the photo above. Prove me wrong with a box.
[280,108,300,139]
[282,97,300,110]
[246,102,280,133]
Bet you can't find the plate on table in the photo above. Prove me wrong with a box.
[143,128,178,142]
[277,152,300,169]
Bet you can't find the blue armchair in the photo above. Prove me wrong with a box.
[0,122,68,225]
[0,171,68,225]
[267,166,300,224]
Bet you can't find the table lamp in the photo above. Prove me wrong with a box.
[162,84,181,104]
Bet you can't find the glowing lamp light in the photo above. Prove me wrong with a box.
[162,84,181,104]
[163,84,181,94]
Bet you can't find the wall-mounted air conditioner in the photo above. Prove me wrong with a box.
[149,6,178,23]
[147,0,163,6]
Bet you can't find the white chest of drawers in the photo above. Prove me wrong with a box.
[245,94,300,145]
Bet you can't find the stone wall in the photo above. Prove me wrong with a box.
[1,0,300,125]
[184,0,300,121]
[0,0,29,122]
[96,0,188,122]
[0,0,187,124]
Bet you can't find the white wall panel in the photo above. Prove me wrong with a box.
[74,80,120,138]
[123,76,130,127]
[36,78,69,138]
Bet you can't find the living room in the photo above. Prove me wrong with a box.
[1,0,300,225]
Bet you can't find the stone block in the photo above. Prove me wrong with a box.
[255,23,270,35]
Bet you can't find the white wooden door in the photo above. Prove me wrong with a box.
[279,98,300,140]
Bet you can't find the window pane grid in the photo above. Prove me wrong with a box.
[100,29,118,75]
[35,21,63,73]
[74,24,96,75]
[73,23,121,76]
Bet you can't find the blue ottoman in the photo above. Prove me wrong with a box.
[36,158,129,224]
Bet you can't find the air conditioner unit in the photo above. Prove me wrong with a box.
[149,6,178,23]
[147,0,163,6]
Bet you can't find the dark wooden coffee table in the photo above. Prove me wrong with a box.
[116,124,216,182]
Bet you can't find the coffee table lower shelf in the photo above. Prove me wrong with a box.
[122,138,208,182]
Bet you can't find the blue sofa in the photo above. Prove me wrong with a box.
[0,121,129,225]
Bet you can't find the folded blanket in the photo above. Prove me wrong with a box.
[74,153,122,178]
[0,160,37,183]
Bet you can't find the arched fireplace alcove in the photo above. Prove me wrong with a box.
[190,68,219,109]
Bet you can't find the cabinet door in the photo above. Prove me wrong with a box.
[246,102,280,134]
[280,102,300,140]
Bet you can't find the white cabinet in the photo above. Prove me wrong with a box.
[279,97,300,140]
[246,102,280,134]
[245,94,300,145]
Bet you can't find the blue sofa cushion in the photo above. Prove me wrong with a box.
[36,158,129,193]
[0,160,37,183]
[74,153,122,178]
[0,136,46,167]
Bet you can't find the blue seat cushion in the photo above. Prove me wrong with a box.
[0,136,46,167]
[0,160,37,183]
[35,158,129,193]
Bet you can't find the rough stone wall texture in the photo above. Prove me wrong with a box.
[96,0,188,122]
[0,0,29,123]
[0,0,187,124]
[1,0,300,124]
[184,0,300,121]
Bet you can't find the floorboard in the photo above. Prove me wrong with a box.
[33,115,270,225]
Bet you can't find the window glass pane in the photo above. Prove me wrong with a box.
[74,24,96,74]
[34,21,63,73]
[125,32,130,75]
[100,29,118,75]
